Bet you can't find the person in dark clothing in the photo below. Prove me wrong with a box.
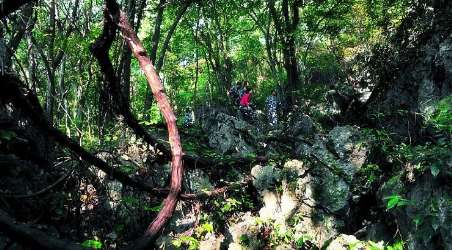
[239,80,249,98]
[266,90,280,127]
[228,81,242,106]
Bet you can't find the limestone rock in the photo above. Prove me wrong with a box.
[275,244,294,250]
[184,169,213,193]
[155,236,178,250]
[317,171,350,212]
[199,234,224,250]
[326,234,365,250]
[147,163,171,188]
[283,159,307,178]
[327,126,368,169]
[165,202,198,234]
[379,173,452,250]
[289,114,316,138]
[365,4,452,140]
[106,180,123,210]
[293,212,341,247]
[201,111,257,157]
[226,212,263,250]
[251,165,281,191]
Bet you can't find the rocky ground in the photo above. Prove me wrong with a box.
[1,92,450,250]
[1,4,451,247]
[150,105,451,250]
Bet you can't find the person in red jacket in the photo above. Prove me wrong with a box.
[240,87,252,106]
[239,87,253,120]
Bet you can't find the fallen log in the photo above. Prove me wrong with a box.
[0,209,82,250]
[1,74,162,195]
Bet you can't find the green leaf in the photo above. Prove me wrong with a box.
[385,195,401,210]
[413,215,423,228]
[387,240,405,250]
[385,195,409,210]
[201,222,214,234]
[81,239,103,249]
[172,236,199,250]
[430,164,440,177]
[144,203,163,212]
[0,130,16,141]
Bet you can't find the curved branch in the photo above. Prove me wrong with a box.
[93,0,184,245]
[0,74,162,195]
[0,171,72,198]
[0,209,82,250]
[179,175,253,200]
[115,8,184,238]
[0,0,36,19]
[155,1,192,71]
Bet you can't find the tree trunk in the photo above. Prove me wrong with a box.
[268,0,300,105]
[144,0,166,111]
[114,7,184,239]
[0,0,36,19]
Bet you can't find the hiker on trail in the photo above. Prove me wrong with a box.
[240,87,252,107]
[239,80,249,98]
[239,87,253,119]
[266,90,280,127]
[183,107,195,128]
[228,81,242,106]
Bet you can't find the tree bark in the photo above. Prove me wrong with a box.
[0,0,36,19]
[144,0,166,111]
[155,1,191,71]
[0,209,82,250]
[268,0,300,105]
[144,0,191,110]
[114,6,184,239]
[117,0,137,104]
[1,74,161,195]
[5,4,35,68]
[95,0,184,242]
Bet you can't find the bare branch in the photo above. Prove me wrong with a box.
[0,209,82,250]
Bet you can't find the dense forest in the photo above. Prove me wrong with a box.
[0,0,451,249]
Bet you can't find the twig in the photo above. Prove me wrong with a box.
[0,208,82,250]
[0,170,72,198]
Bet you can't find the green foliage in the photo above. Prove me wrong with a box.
[143,203,163,212]
[218,198,242,213]
[384,195,410,210]
[114,224,125,233]
[206,191,255,233]
[138,105,163,126]
[80,239,103,249]
[195,222,214,239]
[361,164,382,186]
[386,240,405,250]
[427,95,452,133]
[363,127,450,180]
[271,224,295,245]
[0,130,16,141]
[239,234,251,247]
[121,196,140,208]
[119,164,136,175]
[212,191,254,215]
[295,234,313,248]
[121,196,161,213]
[393,141,451,177]
[172,236,199,250]
[362,128,394,154]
